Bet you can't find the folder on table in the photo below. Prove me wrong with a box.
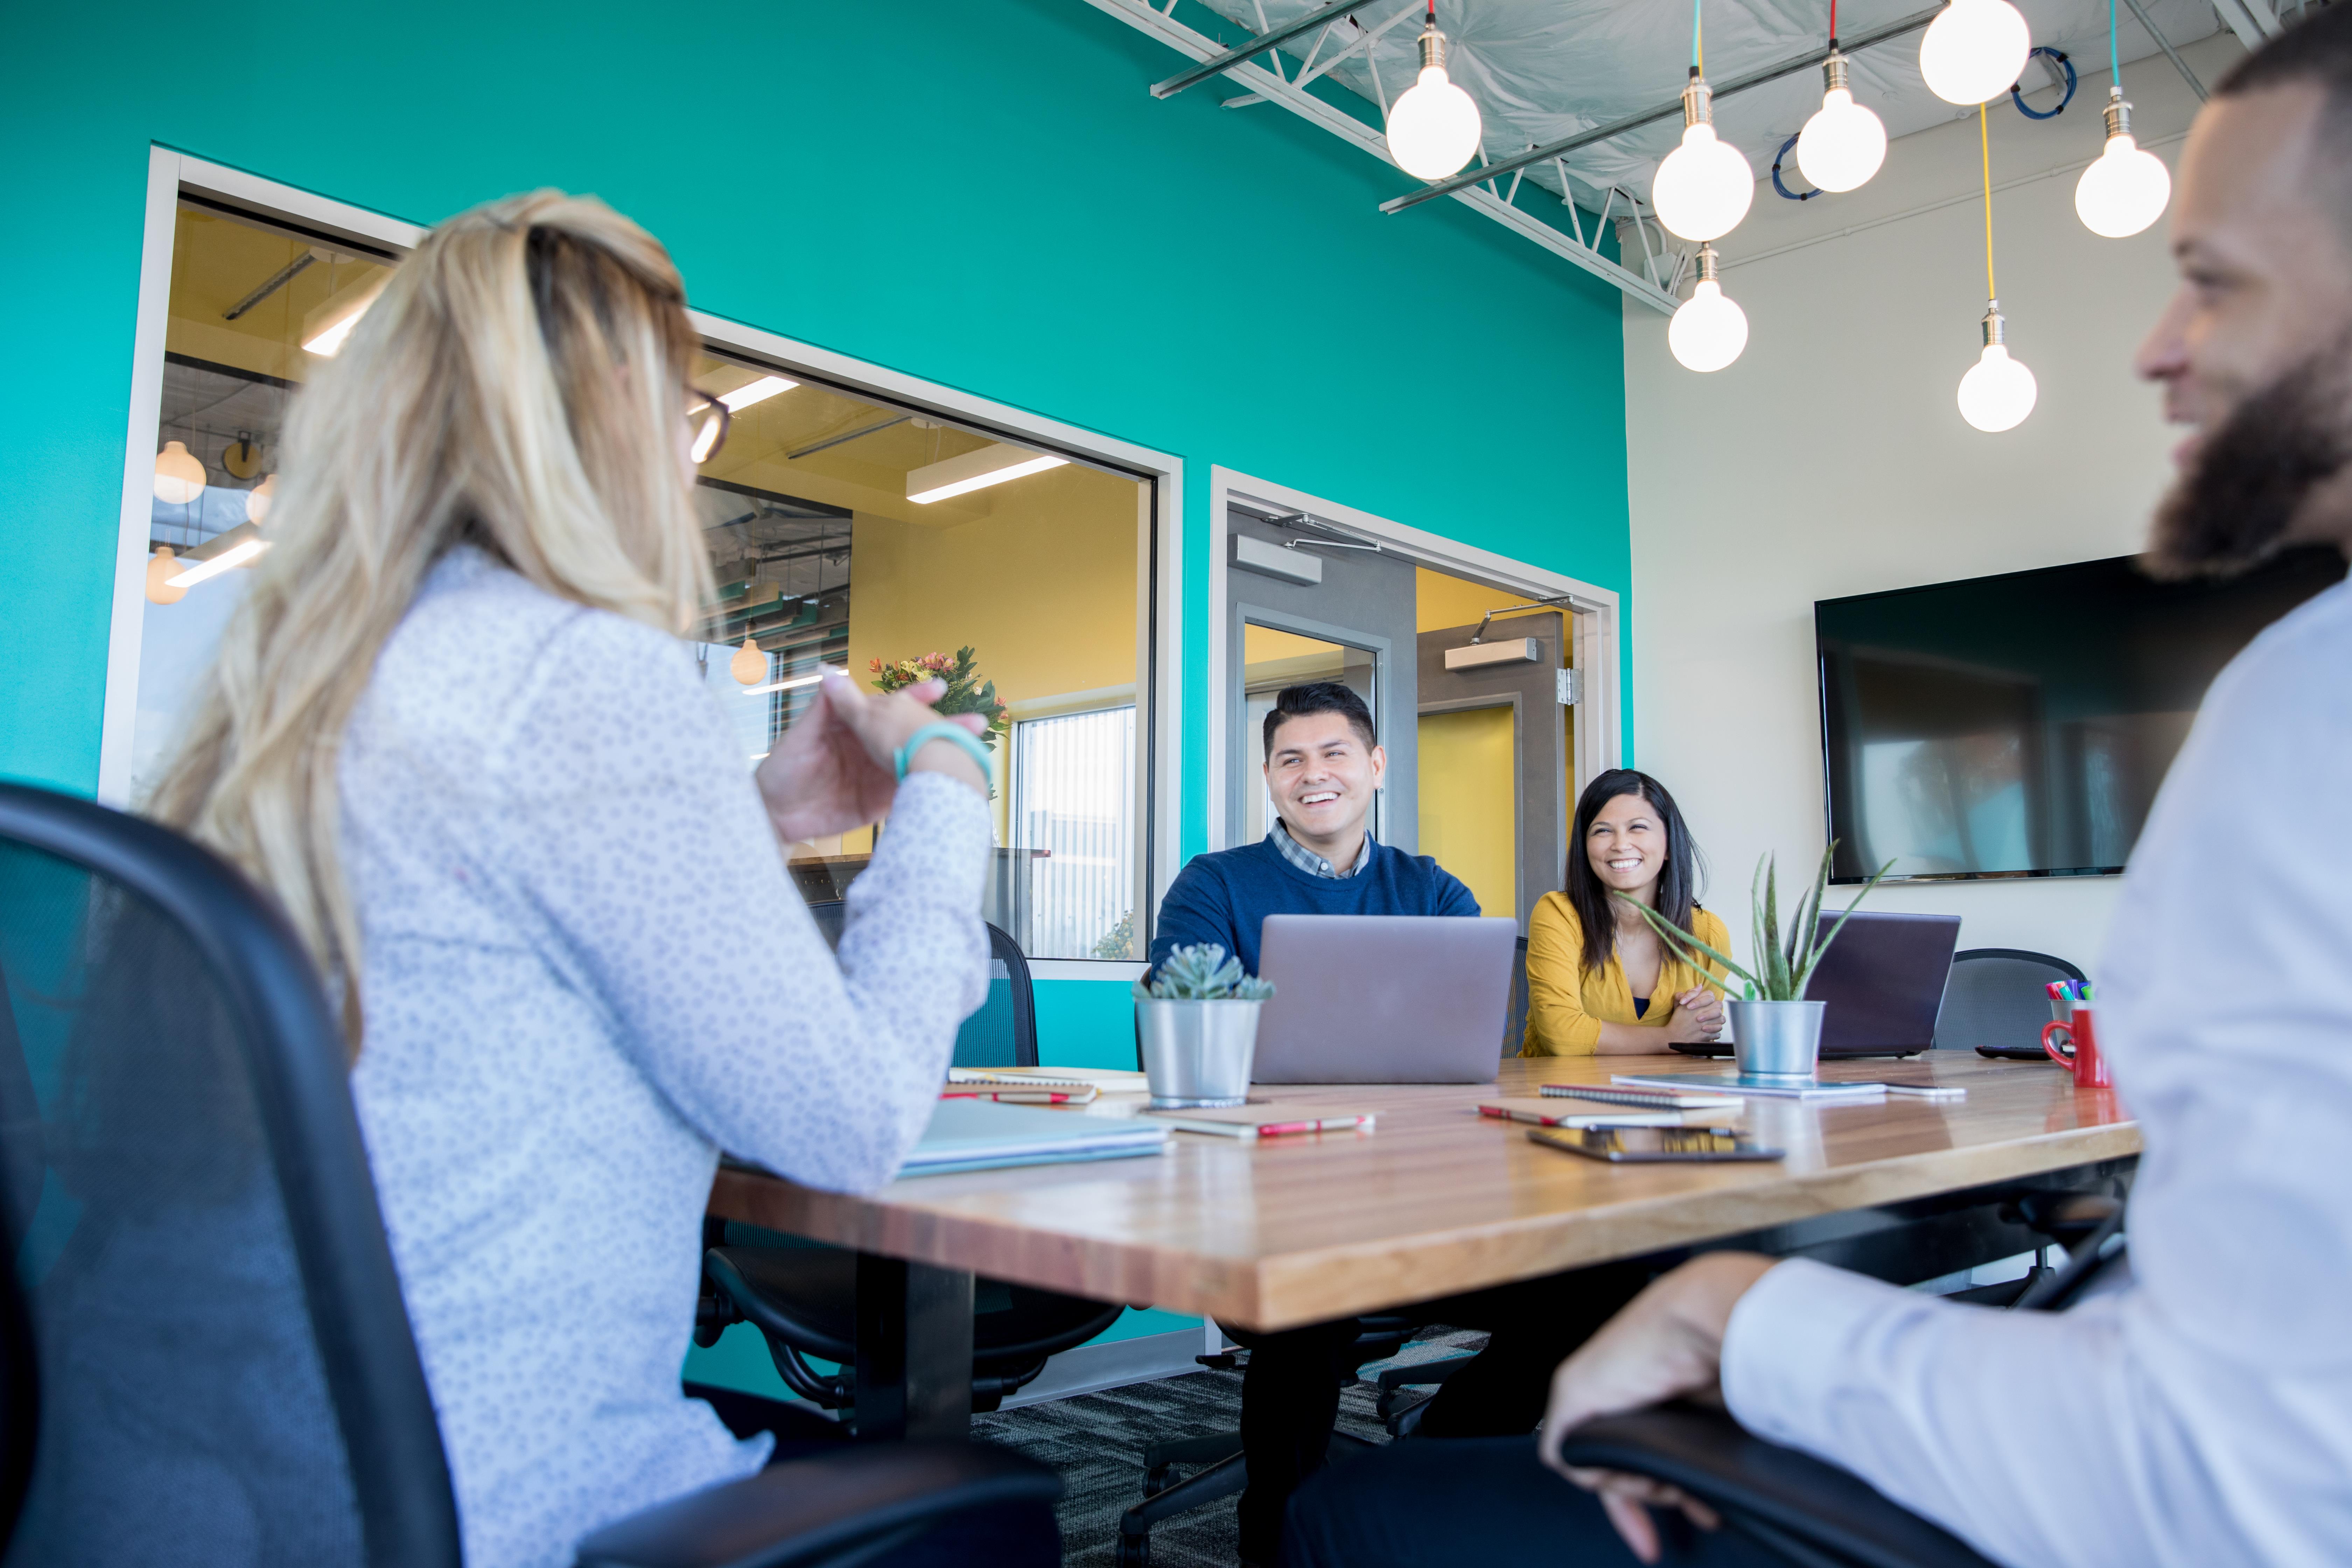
[897,1098,1168,1177]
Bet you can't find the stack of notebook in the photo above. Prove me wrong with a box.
[899,1098,1168,1176]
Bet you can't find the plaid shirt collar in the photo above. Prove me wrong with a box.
[1270,819,1374,879]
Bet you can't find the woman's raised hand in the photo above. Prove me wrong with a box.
[755,670,987,843]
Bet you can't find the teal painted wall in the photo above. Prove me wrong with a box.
[0,0,1632,838]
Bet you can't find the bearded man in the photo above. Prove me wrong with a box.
[1282,10,2352,1566]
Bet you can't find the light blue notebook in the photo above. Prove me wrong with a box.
[898,1098,1169,1177]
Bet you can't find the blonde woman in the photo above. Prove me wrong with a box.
[149,194,1040,1568]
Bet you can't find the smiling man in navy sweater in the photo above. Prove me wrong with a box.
[1147,681,1477,979]
[1146,681,1478,1564]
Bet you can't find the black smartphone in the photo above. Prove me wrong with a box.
[1528,1125,1784,1163]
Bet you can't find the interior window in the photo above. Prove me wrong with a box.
[132,196,1155,963]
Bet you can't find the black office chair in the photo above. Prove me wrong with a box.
[701,902,1122,1421]
[1553,1208,2128,1568]
[1936,948,2086,1057]
[0,782,1059,1566]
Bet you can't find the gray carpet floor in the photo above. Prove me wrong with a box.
[974,1331,1488,1567]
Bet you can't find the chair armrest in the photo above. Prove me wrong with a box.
[1553,1406,1999,1568]
[574,1442,1060,1568]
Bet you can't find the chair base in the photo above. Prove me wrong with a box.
[1118,1431,1378,1566]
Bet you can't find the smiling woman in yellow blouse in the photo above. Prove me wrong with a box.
[1523,769,1729,1056]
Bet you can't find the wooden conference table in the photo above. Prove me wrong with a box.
[707,1053,2140,1440]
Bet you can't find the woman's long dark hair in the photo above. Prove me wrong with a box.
[1564,769,1707,978]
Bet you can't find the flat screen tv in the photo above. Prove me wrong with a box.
[1816,548,2345,883]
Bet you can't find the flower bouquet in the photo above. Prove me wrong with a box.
[869,646,1010,751]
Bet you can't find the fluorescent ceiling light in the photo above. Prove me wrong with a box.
[720,375,795,411]
[167,538,269,588]
[742,666,843,696]
[905,442,1068,505]
[301,273,386,357]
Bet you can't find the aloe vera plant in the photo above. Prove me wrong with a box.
[1615,844,1895,1002]
[1133,943,1276,1002]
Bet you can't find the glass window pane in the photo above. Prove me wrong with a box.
[126,196,1155,968]
[1011,707,1138,960]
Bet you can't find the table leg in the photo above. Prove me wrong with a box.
[853,1251,974,1441]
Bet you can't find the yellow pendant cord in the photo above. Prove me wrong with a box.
[1979,103,1996,300]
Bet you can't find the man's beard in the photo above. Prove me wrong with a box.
[2147,337,2352,579]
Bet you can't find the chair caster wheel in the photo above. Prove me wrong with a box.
[1116,1530,1149,1566]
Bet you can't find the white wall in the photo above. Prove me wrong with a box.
[1623,35,2245,979]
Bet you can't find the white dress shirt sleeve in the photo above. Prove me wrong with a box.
[1718,578,2352,1568]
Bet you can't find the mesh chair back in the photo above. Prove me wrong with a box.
[803,901,1036,1069]
[0,784,458,1568]
[1936,948,2087,1052]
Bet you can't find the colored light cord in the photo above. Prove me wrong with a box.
[1980,103,1996,299]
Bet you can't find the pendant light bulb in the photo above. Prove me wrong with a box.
[1669,245,1749,372]
[145,546,188,606]
[1386,23,1484,180]
[2076,90,2170,238]
[1797,54,1887,192]
[1958,303,2037,432]
[730,637,768,686]
[1652,75,1754,242]
[1919,0,2031,106]
[153,440,206,505]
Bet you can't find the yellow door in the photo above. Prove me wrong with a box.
[1417,705,1517,918]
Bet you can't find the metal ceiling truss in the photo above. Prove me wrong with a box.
[1082,0,1685,312]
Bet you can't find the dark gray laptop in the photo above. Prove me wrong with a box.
[1251,914,1519,1084]
[1673,910,1961,1060]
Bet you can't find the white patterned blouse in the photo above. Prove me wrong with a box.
[342,546,989,1568]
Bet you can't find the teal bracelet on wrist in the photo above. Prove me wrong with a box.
[894,720,993,783]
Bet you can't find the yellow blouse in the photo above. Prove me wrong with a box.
[1520,892,1733,1057]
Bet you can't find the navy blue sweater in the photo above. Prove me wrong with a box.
[1146,836,1480,979]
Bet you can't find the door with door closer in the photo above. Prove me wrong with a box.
[1416,610,1573,932]
[1225,507,1419,853]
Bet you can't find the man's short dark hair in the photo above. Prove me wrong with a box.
[2217,2,2352,229]
[2218,1,2352,102]
[1264,682,1376,760]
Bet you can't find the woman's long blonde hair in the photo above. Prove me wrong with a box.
[148,191,715,1053]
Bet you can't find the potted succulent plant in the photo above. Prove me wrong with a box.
[1618,844,1894,1079]
[1133,944,1276,1108]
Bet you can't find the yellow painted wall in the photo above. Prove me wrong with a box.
[844,461,1139,705]
[1418,705,1517,917]
[1416,566,1516,633]
[844,461,1141,844]
[1242,623,1340,667]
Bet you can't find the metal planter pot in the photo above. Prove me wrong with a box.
[1136,998,1263,1107]
[1728,999,1827,1080]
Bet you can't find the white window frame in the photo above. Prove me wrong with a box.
[1205,463,1622,853]
[102,147,1183,977]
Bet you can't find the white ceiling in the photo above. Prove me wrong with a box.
[1192,0,2227,211]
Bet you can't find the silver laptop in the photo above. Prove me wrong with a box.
[1251,914,1520,1084]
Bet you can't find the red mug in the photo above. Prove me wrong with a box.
[2042,1010,2113,1088]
